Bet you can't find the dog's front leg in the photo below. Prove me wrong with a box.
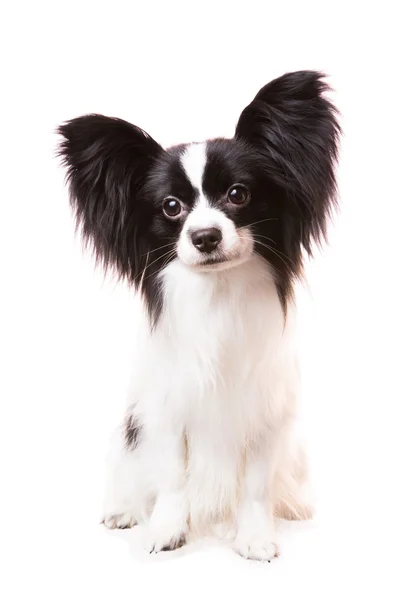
[233,430,282,561]
[145,419,188,553]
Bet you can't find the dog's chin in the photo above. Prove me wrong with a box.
[182,252,253,273]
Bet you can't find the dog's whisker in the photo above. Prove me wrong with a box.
[144,249,176,272]
[242,217,279,228]
[253,240,293,270]
[142,249,176,281]
[250,233,277,246]
[138,250,150,290]
[143,242,177,256]
[241,231,295,267]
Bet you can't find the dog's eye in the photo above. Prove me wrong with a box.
[227,184,249,205]
[163,197,182,219]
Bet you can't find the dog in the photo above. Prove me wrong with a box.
[58,70,340,561]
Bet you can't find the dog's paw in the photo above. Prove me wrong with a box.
[101,512,137,530]
[233,533,279,562]
[145,492,188,553]
[145,514,188,553]
[146,527,187,553]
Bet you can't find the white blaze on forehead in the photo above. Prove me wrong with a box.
[180,141,230,235]
[177,141,254,267]
[180,142,208,197]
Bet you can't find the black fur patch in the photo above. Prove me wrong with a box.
[124,414,141,450]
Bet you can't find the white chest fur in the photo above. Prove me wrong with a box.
[128,257,299,526]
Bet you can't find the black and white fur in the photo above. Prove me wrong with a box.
[58,71,340,561]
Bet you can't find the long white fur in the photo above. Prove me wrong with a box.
[102,144,313,560]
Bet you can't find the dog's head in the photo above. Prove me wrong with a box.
[58,71,340,322]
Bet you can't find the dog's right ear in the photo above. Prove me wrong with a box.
[58,114,164,281]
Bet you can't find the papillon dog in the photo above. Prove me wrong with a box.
[58,70,340,561]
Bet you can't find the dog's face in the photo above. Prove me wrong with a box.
[145,138,277,271]
[58,71,340,321]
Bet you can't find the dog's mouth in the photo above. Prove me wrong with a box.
[192,252,252,272]
[200,256,227,266]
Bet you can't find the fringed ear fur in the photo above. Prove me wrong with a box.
[58,114,164,282]
[235,70,341,256]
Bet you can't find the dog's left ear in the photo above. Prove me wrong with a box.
[235,71,340,254]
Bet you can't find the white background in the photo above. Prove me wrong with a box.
[1,1,399,598]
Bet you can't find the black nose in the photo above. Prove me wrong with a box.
[191,227,222,254]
